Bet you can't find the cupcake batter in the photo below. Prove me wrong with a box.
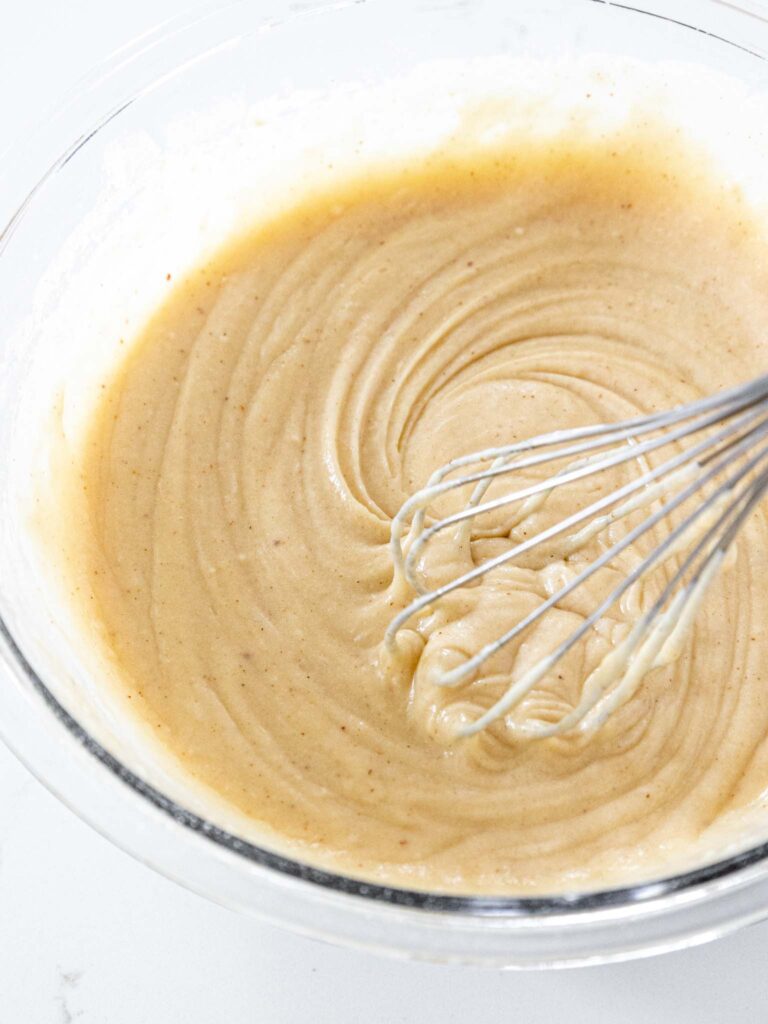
[63,126,768,894]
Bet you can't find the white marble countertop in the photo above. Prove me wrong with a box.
[3,2,768,1020]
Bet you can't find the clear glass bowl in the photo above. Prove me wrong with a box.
[3,0,768,968]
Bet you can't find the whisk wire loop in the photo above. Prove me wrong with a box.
[386,375,768,740]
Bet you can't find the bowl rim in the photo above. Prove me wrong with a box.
[3,0,768,922]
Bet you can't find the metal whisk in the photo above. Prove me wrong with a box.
[384,373,768,742]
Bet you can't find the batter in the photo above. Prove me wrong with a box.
[61,125,768,894]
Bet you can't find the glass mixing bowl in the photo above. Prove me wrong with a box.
[3,0,768,968]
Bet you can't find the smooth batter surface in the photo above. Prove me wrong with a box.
[65,127,768,894]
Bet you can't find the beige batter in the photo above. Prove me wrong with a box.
[61,126,768,894]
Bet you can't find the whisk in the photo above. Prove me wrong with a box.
[384,373,768,742]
